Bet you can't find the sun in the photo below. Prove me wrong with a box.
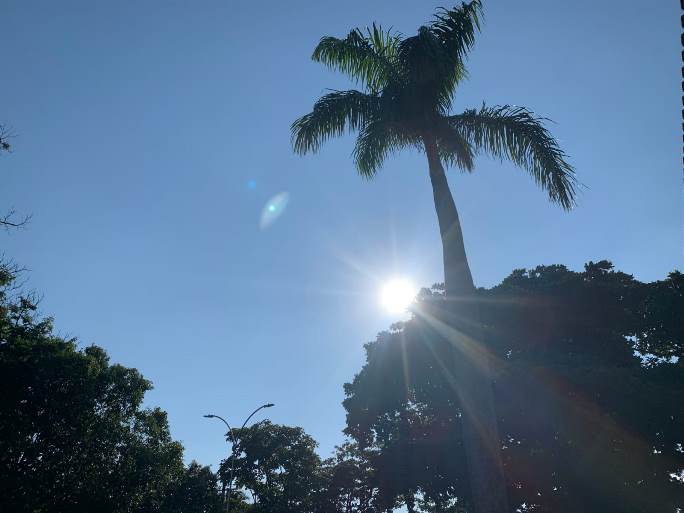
[380,278,417,314]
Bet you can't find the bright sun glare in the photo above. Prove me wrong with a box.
[380,278,417,314]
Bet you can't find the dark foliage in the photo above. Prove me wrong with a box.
[165,462,225,513]
[2,253,681,513]
[344,262,683,513]
[220,421,326,513]
[0,265,223,513]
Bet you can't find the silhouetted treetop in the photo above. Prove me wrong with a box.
[0,264,223,513]
[343,262,683,513]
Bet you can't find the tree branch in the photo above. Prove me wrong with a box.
[1,209,31,230]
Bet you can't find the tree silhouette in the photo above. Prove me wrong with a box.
[343,262,683,512]
[1,257,680,513]
[165,462,225,513]
[0,264,223,513]
[221,421,326,513]
[320,442,386,513]
[291,2,576,511]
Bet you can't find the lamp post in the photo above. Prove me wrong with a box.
[204,403,274,513]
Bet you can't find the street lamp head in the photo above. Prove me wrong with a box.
[203,414,215,418]
[264,403,275,408]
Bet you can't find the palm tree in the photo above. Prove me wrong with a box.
[291,2,576,512]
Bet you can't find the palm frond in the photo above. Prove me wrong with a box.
[353,120,398,179]
[433,121,475,171]
[396,1,481,114]
[397,26,445,78]
[393,31,452,115]
[430,1,482,60]
[420,1,482,111]
[291,90,379,155]
[312,24,399,91]
[448,104,578,209]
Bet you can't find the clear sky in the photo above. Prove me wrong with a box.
[2,1,682,469]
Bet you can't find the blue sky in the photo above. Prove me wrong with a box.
[2,0,681,468]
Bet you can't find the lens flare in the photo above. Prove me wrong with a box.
[260,192,289,229]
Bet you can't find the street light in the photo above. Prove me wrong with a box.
[204,403,274,513]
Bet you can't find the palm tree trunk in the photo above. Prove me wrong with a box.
[423,136,509,513]
[424,138,474,299]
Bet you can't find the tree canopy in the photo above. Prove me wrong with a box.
[0,263,223,513]
[344,262,683,513]
[220,421,326,513]
[1,260,681,513]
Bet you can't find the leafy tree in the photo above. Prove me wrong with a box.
[222,423,406,513]
[633,270,683,364]
[165,462,224,513]
[482,261,683,512]
[0,264,223,513]
[291,3,576,511]
[343,262,683,513]
[343,302,471,511]
[319,442,386,513]
[221,421,326,513]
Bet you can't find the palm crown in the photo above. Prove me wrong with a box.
[291,0,577,209]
